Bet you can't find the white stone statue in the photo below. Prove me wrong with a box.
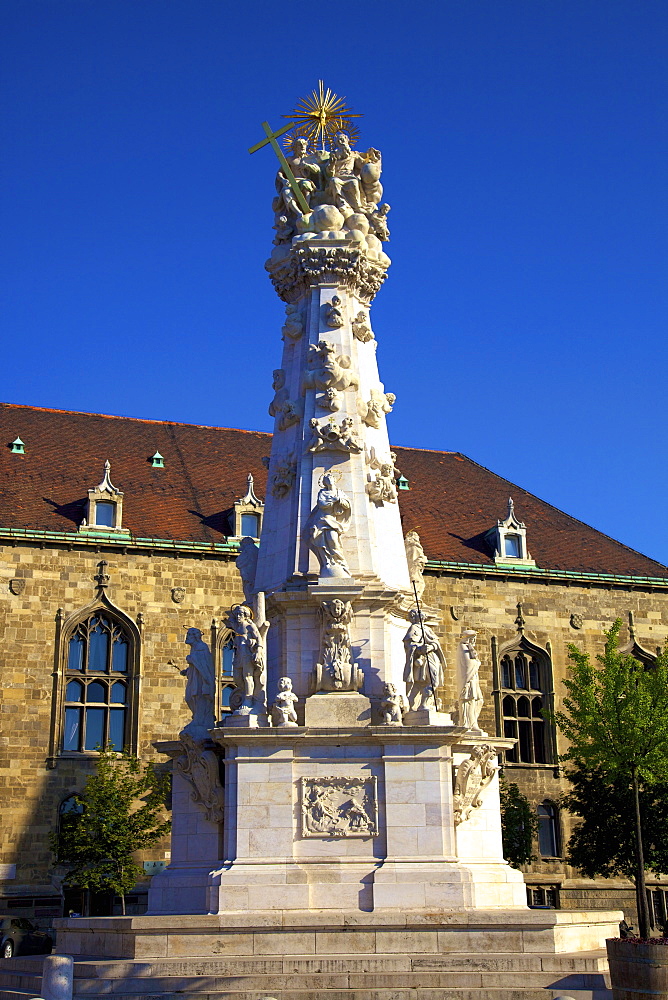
[236,537,258,603]
[324,295,344,328]
[357,388,395,428]
[380,682,407,725]
[269,370,302,431]
[368,202,391,241]
[179,628,215,740]
[316,387,342,412]
[323,132,383,217]
[403,610,446,712]
[271,676,299,727]
[404,530,427,602]
[270,452,296,498]
[307,416,363,454]
[314,599,363,692]
[282,303,303,340]
[302,340,359,394]
[457,629,484,730]
[272,136,320,235]
[366,460,397,505]
[351,311,374,343]
[305,471,352,578]
[226,604,267,717]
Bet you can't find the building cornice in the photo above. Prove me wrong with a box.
[0,526,666,589]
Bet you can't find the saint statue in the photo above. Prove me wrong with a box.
[313,598,362,692]
[457,629,484,730]
[179,628,215,739]
[305,471,352,578]
[236,537,258,604]
[323,132,383,216]
[226,604,266,717]
[404,530,427,601]
[403,609,446,712]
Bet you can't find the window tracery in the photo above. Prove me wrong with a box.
[63,613,132,752]
[49,601,141,765]
[498,640,553,765]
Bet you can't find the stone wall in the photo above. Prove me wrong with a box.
[1,539,667,922]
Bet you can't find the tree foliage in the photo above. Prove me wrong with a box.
[52,747,171,914]
[553,620,668,783]
[500,776,538,869]
[548,619,668,938]
[562,763,668,880]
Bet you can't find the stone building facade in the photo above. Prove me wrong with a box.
[1,401,667,925]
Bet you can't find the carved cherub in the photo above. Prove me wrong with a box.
[302,340,359,394]
[366,462,397,504]
[380,682,407,725]
[317,386,342,412]
[357,388,396,428]
[282,303,303,341]
[268,369,288,416]
[271,676,299,728]
[307,416,363,454]
[269,369,302,431]
[352,311,374,343]
[271,453,296,498]
[368,203,391,242]
[324,295,344,328]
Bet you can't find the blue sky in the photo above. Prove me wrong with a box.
[1,0,666,564]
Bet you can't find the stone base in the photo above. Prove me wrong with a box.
[404,707,453,726]
[304,691,371,726]
[223,712,269,728]
[49,907,623,961]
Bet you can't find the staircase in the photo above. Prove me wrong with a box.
[0,950,612,1000]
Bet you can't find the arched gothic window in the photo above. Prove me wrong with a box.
[62,613,133,753]
[498,641,553,764]
[537,801,560,858]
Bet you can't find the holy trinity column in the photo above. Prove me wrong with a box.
[231,83,448,726]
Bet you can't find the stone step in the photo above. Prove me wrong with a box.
[0,951,610,977]
[3,990,611,1000]
[0,952,613,1000]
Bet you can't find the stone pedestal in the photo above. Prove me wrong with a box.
[304,692,371,726]
[148,727,528,917]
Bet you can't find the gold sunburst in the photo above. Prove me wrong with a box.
[283,80,362,152]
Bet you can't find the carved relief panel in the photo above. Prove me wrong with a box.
[300,776,379,838]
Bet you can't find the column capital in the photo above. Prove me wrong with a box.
[265,239,389,305]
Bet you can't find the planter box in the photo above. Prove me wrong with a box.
[607,938,668,1000]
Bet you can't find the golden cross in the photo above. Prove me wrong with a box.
[249,121,311,215]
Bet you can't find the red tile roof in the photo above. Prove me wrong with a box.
[1,402,666,579]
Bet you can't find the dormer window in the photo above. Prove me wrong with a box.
[241,512,261,538]
[229,474,264,542]
[95,501,116,528]
[490,497,535,567]
[79,461,130,536]
[504,534,521,558]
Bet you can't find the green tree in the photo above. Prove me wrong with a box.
[562,763,668,886]
[549,620,668,939]
[52,747,171,915]
[499,775,538,868]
